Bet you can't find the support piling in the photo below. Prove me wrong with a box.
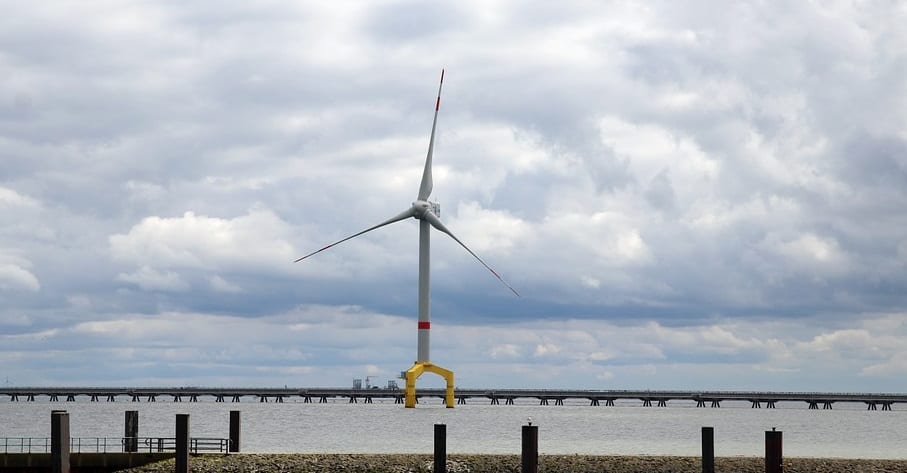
[51,410,70,473]
[229,410,241,453]
[175,414,189,473]
[434,424,447,473]
[521,424,538,473]
[125,410,138,453]
[765,428,783,473]
[701,427,714,473]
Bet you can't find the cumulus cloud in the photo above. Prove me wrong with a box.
[109,208,296,270]
[0,254,40,292]
[0,187,40,209]
[1,1,906,389]
[117,266,189,292]
[0,263,40,292]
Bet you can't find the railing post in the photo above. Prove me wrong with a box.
[176,414,190,473]
[521,423,538,473]
[701,427,714,473]
[51,410,70,473]
[125,410,139,452]
[765,428,782,473]
[229,411,241,453]
[434,423,447,473]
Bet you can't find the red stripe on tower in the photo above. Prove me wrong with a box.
[418,321,431,330]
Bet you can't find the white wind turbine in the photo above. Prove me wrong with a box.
[295,70,518,408]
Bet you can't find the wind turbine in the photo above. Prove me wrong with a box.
[295,70,518,408]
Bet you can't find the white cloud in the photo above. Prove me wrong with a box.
[489,343,520,358]
[209,275,242,293]
[117,266,189,292]
[445,201,528,254]
[0,256,40,292]
[0,187,40,209]
[109,207,296,270]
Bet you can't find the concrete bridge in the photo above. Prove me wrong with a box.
[1,387,903,410]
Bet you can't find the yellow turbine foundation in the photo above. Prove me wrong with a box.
[404,362,454,408]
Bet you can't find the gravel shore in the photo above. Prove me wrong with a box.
[117,453,907,473]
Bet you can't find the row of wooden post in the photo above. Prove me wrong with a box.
[699,426,782,473]
[433,423,783,473]
[50,409,242,473]
[48,411,784,473]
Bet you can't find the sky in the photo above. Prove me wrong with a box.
[1,1,906,392]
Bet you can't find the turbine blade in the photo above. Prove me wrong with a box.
[422,210,520,297]
[417,69,444,201]
[295,208,416,262]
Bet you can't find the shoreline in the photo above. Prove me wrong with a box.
[119,453,907,472]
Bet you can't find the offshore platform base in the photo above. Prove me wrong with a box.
[404,362,454,408]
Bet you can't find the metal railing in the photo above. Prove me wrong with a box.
[2,437,50,453]
[0,437,230,454]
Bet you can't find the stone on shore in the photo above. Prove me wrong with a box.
[117,453,907,473]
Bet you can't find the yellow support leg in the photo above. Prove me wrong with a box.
[404,362,455,408]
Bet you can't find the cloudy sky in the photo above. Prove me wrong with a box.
[2,1,906,392]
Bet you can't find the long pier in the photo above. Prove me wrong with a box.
[0,387,903,410]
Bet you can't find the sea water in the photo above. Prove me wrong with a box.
[1,398,904,458]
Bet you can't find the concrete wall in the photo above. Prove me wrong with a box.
[0,453,174,472]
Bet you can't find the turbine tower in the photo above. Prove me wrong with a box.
[295,70,518,408]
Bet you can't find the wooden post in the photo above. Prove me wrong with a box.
[765,428,782,473]
[701,427,714,473]
[125,410,139,453]
[434,423,447,473]
[229,411,241,453]
[521,424,538,473]
[176,414,190,473]
[51,410,70,473]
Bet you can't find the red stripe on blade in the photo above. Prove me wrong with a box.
[418,321,431,330]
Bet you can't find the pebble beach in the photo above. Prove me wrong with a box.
[118,453,907,473]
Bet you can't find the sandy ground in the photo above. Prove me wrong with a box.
[117,453,907,472]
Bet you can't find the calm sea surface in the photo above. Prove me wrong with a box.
[1,398,904,458]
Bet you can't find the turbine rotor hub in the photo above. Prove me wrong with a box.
[412,200,440,219]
